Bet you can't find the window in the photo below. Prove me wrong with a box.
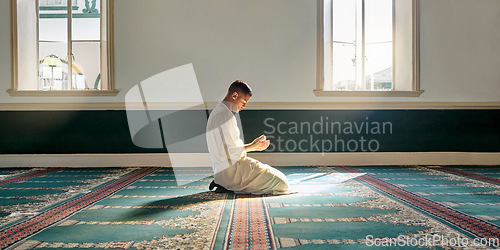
[315,0,423,97]
[9,0,117,96]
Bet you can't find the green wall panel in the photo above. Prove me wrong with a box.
[0,110,498,154]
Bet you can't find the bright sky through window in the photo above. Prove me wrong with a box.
[332,0,393,91]
[38,0,101,90]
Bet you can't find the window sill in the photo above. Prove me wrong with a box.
[313,90,424,97]
[6,89,119,97]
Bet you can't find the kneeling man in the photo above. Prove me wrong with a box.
[206,80,291,195]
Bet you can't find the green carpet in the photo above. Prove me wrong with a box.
[0,166,498,249]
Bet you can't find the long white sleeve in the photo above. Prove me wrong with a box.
[206,103,245,174]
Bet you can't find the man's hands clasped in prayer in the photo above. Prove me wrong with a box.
[245,135,270,152]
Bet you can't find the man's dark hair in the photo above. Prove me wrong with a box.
[228,80,252,96]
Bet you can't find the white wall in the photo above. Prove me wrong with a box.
[419,0,500,102]
[0,0,499,104]
[0,0,11,98]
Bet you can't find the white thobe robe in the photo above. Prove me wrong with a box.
[206,102,291,195]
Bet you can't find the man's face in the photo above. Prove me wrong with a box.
[233,93,251,112]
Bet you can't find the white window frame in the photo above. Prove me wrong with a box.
[315,0,423,97]
[8,0,118,96]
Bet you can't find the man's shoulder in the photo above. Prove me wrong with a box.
[208,103,232,125]
[209,103,231,117]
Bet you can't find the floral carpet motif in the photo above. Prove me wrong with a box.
[0,166,498,249]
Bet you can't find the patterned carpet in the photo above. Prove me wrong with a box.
[0,166,498,249]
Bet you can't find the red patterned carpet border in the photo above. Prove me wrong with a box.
[335,166,500,239]
[225,194,275,250]
[434,166,500,185]
[0,168,65,186]
[0,167,158,249]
